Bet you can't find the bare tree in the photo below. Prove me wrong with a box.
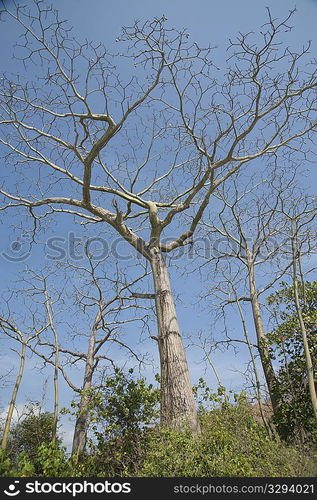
[0,267,67,446]
[21,257,153,456]
[198,171,316,423]
[38,277,61,443]
[1,1,316,431]
[0,308,49,450]
[65,256,153,458]
[230,275,274,435]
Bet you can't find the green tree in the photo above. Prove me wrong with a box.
[68,369,159,475]
[7,407,61,466]
[267,281,317,443]
[89,369,159,438]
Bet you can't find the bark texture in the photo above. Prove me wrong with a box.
[150,248,200,434]
[71,324,97,456]
[247,252,281,417]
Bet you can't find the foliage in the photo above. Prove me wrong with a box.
[0,443,70,478]
[35,442,71,477]
[0,449,34,477]
[192,378,247,413]
[86,369,159,476]
[61,369,160,476]
[1,388,316,477]
[267,281,317,443]
[139,400,316,477]
[89,369,159,438]
[0,449,14,476]
[7,406,61,468]
[0,405,63,476]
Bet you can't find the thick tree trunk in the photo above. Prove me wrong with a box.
[1,342,26,450]
[247,253,281,417]
[150,247,200,434]
[71,327,96,457]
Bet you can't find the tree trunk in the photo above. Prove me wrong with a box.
[44,293,59,443]
[234,292,275,436]
[71,326,96,457]
[247,252,281,417]
[52,341,59,443]
[1,342,26,450]
[150,247,200,434]
[291,221,317,423]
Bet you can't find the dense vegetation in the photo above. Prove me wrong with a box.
[267,282,317,444]
[1,373,316,477]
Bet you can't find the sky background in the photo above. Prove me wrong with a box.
[0,0,317,448]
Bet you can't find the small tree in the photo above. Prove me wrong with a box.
[79,369,159,475]
[267,281,317,443]
[11,261,153,458]
[8,406,61,467]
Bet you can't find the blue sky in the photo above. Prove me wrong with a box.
[0,0,317,447]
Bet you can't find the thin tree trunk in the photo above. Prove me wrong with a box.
[291,220,317,423]
[234,291,273,436]
[247,251,280,418]
[52,338,59,443]
[1,342,26,450]
[71,333,96,457]
[71,312,100,457]
[44,292,59,443]
[150,247,200,434]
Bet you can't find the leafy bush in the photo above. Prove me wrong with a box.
[139,400,317,477]
[0,449,34,477]
[7,406,61,466]
[1,382,316,477]
[83,369,159,476]
[89,369,159,439]
[35,442,71,477]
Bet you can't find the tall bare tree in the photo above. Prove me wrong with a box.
[198,172,316,423]
[1,1,317,431]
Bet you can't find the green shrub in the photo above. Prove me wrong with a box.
[35,442,71,477]
[139,401,317,477]
[0,449,14,477]
[77,369,159,476]
[8,407,61,466]
[0,449,34,477]
[1,388,315,477]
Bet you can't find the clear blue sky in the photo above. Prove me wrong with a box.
[0,0,316,447]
